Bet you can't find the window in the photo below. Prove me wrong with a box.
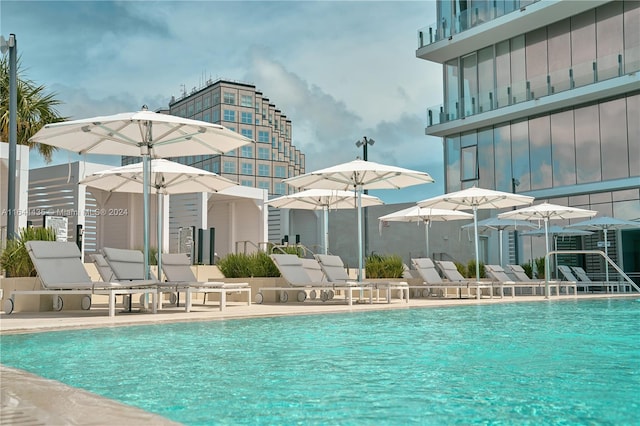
[212,162,220,174]
[187,103,194,116]
[258,130,270,143]
[241,162,253,175]
[223,161,236,173]
[274,182,286,195]
[257,181,270,191]
[223,109,235,122]
[241,128,253,139]
[258,147,270,160]
[195,99,202,113]
[223,92,235,105]
[275,166,286,178]
[460,132,478,181]
[241,95,253,107]
[213,109,220,122]
[241,111,253,124]
[241,145,253,158]
[241,179,253,187]
[258,164,270,176]
[212,91,220,105]
[203,96,211,109]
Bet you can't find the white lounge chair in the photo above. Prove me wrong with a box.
[3,241,157,317]
[571,266,619,293]
[259,254,363,305]
[160,253,251,312]
[434,260,495,298]
[410,258,476,298]
[315,254,409,303]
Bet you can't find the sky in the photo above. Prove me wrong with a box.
[1,0,444,204]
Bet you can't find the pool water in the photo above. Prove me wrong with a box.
[2,299,639,425]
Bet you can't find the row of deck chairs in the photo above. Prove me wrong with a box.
[557,265,632,293]
[484,264,577,296]
[2,241,250,317]
[406,258,496,299]
[261,254,410,305]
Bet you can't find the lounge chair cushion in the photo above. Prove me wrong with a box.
[26,241,93,288]
[102,247,145,281]
[411,258,445,284]
[271,254,312,286]
[315,255,350,283]
[91,253,114,282]
[161,253,197,282]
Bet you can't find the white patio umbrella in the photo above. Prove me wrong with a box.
[284,159,434,281]
[79,159,238,281]
[461,217,537,267]
[30,107,253,279]
[566,216,640,281]
[520,225,593,279]
[418,186,534,288]
[499,202,597,296]
[267,189,383,255]
[378,206,473,258]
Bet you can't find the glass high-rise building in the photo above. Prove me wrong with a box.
[417,1,639,276]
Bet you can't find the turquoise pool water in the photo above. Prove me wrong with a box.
[2,299,639,425]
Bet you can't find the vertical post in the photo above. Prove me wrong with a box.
[512,178,520,265]
[5,34,17,241]
[209,227,215,265]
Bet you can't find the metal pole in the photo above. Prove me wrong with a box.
[512,178,519,264]
[5,34,17,241]
[473,205,481,299]
[362,141,369,258]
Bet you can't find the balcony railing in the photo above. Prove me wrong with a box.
[426,52,638,127]
[417,0,540,49]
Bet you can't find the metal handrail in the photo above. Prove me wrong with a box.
[545,250,640,298]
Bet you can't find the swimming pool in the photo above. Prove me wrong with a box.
[1,299,639,425]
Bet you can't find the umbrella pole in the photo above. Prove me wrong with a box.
[142,150,151,282]
[323,206,329,255]
[473,206,480,299]
[544,218,550,299]
[425,220,430,259]
[499,229,504,267]
[357,186,363,282]
[604,227,610,283]
[157,190,163,283]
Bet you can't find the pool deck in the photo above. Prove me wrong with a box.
[1,293,637,425]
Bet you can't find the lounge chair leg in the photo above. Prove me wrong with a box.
[185,290,192,313]
[109,292,116,317]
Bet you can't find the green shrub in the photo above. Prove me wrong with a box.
[217,252,280,278]
[535,257,546,278]
[465,259,486,278]
[520,262,533,279]
[0,227,57,277]
[454,261,466,278]
[365,253,405,278]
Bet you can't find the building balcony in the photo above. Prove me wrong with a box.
[416,0,609,63]
[425,53,639,137]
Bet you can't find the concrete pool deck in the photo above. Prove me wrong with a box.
[1,293,637,425]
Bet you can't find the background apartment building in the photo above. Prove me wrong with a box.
[124,79,306,249]
[416,0,640,278]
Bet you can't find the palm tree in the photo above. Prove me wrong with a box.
[1,54,66,163]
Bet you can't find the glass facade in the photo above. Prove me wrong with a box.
[421,0,640,278]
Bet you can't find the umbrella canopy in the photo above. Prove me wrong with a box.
[499,202,597,295]
[79,159,238,195]
[418,186,534,287]
[267,189,384,255]
[378,206,473,258]
[461,217,537,266]
[566,216,640,281]
[80,159,238,281]
[30,107,253,279]
[284,159,434,281]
